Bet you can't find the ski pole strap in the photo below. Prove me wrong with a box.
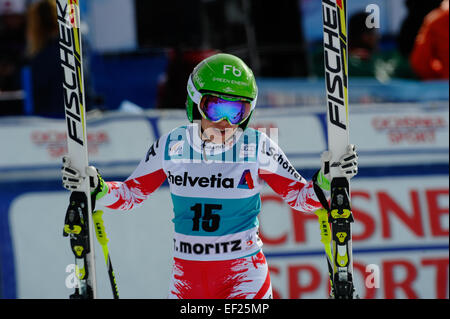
[312,170,330,211]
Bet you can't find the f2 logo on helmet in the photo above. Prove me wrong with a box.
[223,65,242,77]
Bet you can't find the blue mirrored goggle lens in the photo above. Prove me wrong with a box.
[200,95,252,125]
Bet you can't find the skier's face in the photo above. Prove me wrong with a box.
[201,118,239,144]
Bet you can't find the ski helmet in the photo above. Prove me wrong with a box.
[185,53,258,130]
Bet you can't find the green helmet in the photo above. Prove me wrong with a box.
[186,53,258,129]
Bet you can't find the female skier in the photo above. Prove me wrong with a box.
[61,53,358,299]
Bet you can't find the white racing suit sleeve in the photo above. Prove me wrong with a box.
[97,135,167,210]
[257,133,330,213]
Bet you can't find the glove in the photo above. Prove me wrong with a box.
[339,144,358,178]
[316,144,358,191]
[61,155,108,200]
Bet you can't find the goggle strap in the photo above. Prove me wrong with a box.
[250,94,257,110]
[187,75,202,105]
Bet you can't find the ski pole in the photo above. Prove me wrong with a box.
[93,210,119,299]
[315,208,334,297]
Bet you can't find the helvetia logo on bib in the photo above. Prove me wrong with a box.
[167,170,255,189]
[167,171,234,188]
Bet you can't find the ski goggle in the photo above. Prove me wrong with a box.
[187,75,256,125]
[199,94,252,125]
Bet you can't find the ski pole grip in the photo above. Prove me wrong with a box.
[93,210,109,245]
[314,208,331,245]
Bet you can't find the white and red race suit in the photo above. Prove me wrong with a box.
[97,123,329,299]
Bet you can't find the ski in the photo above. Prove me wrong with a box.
[57,0,97,299]
[321,0,357,299]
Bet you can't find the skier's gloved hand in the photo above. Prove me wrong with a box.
[339,144,358,178]
[315,144,358,191]
[61,155,108,200]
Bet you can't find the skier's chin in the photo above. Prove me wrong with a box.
[204,127,238,144]
[200,119,240,144]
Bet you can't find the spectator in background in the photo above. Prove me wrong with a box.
[310,11,416,81]
[0,0,26,91]
[0,0,26,116]
[348,11,380,72]
[26,0,64,117]
[410,0,449,80]
[347,12,416,81]
[397,0,443,58]
[156,48,219,109]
